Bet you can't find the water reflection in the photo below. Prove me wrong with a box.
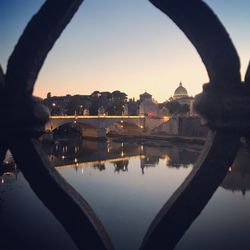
[43,139,201,174]
[0,170,18,211]
[45,139,143,168]
[1,139,250,250]
[114,160,129,173]
[0,150,19,195]
[221,146,250,195]
[3,139,250,195]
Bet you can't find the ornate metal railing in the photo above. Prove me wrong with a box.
[1,0,249,249]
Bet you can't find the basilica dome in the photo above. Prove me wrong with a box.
[173,82,188,98]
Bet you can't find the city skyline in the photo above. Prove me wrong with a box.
[1,0,250,102]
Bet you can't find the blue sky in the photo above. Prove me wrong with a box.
[1,0,249,101]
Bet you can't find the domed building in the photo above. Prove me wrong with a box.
[173,82,188,99]
[166,81,196,116]
[172,82,193,106]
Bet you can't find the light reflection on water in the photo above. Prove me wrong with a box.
[0,139,250,250]
[47,138,197,250]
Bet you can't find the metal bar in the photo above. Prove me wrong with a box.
[142,1,242,249]
[5,0,84,99]
[245,61,250,84]
[9,137,114,250]
[1,1,244,249]
[0,65,4,90]
[141,132,240,249]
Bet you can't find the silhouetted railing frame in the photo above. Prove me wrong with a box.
[1,0,249,249]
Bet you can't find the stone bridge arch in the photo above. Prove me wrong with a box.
[45,116,148,138]
[105,120,143,135]
[45,116,78,132]
[57,122,100,138]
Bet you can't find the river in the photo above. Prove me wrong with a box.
[0,138,250,250]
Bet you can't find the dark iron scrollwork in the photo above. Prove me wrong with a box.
[1,0,249,249]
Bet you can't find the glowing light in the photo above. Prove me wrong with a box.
[164,154,170,161]
[140,125,144,129]
[229,166,232,172]
[163,116,171,121]
[1,179,4,184]
[49,115,145,119]
[4,172,13,176]
[62,155,65,159]
[121,151,124,157]
[56,154,145,169]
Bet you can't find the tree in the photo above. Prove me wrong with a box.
[164,101,181,115]
[111,91,127,115]
[89,93,100,115]
[66,95,91,115]
[164,101,190,115]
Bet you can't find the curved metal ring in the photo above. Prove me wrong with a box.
[2,0,242,249]
[142,1,241,249]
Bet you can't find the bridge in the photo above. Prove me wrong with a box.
[45,115,170,138]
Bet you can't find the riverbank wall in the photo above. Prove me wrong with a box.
[152,116,208,138]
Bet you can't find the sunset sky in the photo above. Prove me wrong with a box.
[1,0,250,102]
